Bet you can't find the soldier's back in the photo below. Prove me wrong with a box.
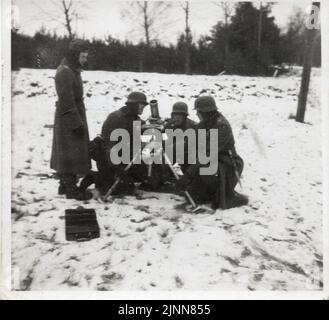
[101,109,122,137]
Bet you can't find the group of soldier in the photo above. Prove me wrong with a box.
[51,40,248,210]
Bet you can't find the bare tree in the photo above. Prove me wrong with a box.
[257,2,276,64]
[121,1,171,72]
[121,1,172,46]
[33,0,88,39]
[213,1,235,27]
[213,2,236,66]
[142,2,151,46]
[286,7,308,65]
[180,2,192,74]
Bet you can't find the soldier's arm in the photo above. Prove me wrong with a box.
[55,67,83,131]
[217,121,234,154]
[101,115,122,167]
[185,121,233,178]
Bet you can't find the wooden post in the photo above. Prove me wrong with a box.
[296,2,320,123]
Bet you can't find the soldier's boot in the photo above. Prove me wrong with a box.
[226,191,249,209]
[58,176,75,195]
[58,182,66,195]
[61,174,93,201]
[79,173,96,191]
[65,184,93,201]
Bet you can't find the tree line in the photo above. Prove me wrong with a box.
[12,2,321,76]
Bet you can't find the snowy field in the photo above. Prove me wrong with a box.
[11,68,323,291]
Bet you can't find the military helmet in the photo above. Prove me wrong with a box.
[172,102,188,115]
[69,39,89,52]
[126,91,148,105]
[194,95,217,112]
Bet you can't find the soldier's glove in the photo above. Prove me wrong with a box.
[163,118,174,128]
[73,125,85,137]
[148,117,163,124]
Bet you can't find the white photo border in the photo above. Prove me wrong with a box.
[1,0,328,300]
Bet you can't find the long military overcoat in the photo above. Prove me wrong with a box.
[50,58,91,175]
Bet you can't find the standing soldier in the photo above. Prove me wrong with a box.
[177,95,248,209]
[50,40,92,200]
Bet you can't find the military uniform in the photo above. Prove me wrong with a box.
[51,57,91,175]
[163,101,197,174]
[164,117,196,131]
[50,42,92,200]
[186,111,243,207]
[178,96,248,209]
[86,93,148,194]
[164,117,197,173]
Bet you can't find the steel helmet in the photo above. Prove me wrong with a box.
[172,102,189,115]
[194,95,217,112]
[126,91,148,105]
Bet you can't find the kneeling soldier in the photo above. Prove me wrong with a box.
[177,95,248,209]
[81,92,148,195]
[165,102,196,131]
[164,101,196,173]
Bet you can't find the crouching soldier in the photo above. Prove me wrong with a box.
[164,102,196,173]
[81,92,149,195]
[177,96,248,209]
[50,40,92,200]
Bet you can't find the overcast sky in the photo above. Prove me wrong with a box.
[12,0,312,44]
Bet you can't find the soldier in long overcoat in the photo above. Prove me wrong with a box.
[50,40,92,200]
[177,96,248,209]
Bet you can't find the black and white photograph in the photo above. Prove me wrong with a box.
[1,0,328,299]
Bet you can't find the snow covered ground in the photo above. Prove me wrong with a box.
[11,68,322,291]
